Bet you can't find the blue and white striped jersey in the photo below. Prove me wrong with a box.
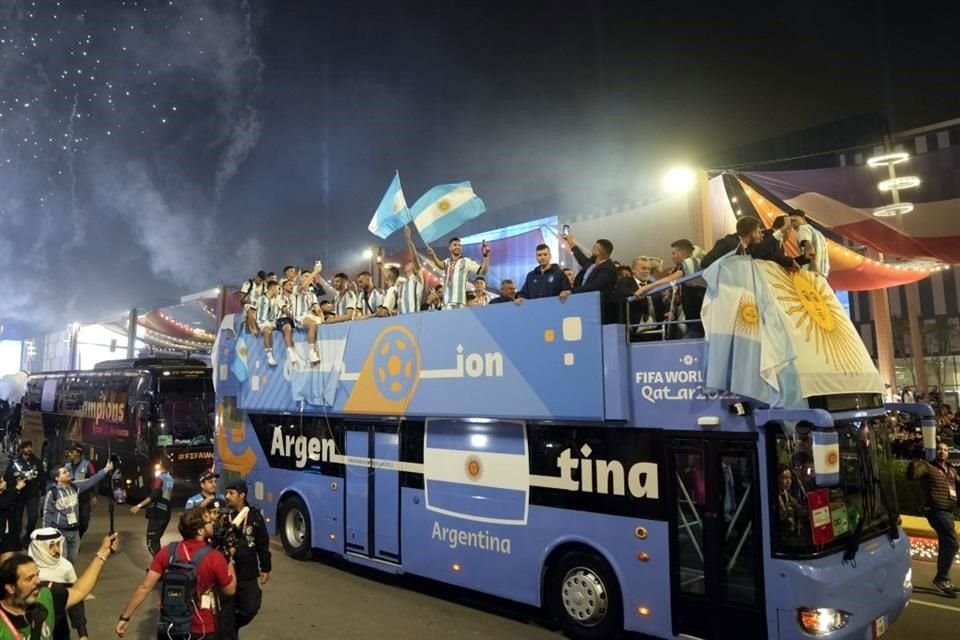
[292,290,318,324]
[334,289,357,317]
[380,285,399,314]
[354,288,384,318]
[255,294,282,325]
[443,257,480,307]
[396,274,423,315]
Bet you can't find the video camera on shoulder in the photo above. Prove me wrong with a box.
[11,459,38,482]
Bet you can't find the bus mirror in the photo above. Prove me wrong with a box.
[811,430,840,487]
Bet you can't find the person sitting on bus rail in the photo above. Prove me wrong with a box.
[489,279,517,304]
[425,236,491,309]
[240,271,267,334]
[291,272,321,364]
[563,230,616,299]
[42,459,112,564]
[637,239,705,339]
[129,459,175,559]
[377,266,401,317]
[252,281,282,367]
[273,278,300,365]
[515,244,572,303]
[325,273,358,324]
[185,470,224,511]
[278,265,299,292]
[4,439,45,548]
[64,445,97,544]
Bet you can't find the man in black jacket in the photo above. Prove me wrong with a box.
[564,230,617,297]
[516,244,572,302]
[219,480,271,639]
[4,439,44,546]
[701,216,800,271]
[614,257,666,340]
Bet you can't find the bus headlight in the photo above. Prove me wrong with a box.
[903,567,912,590]
[797,608,850,635]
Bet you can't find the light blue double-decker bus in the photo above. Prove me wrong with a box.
[212,271,911,639]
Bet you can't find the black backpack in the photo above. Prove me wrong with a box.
[159,542,211,636]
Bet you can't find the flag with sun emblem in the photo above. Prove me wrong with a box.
[757,261,882,397]
[701,255,802,407]
[423,419,529,526]
[409,181,486,244]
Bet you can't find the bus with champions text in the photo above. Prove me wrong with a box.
[212,257,911,640]
[22,358,215,498]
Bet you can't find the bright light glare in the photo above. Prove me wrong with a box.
[867,152,909,167]
[878,176,921,191]
[662,167,696,194]
[361,248,374,260]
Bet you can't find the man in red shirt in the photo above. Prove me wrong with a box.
[115,507,236,639]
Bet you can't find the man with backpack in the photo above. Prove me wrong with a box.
[115,507,235,639]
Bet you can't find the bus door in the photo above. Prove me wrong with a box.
[668,436,765,640]
[344,424,401,564]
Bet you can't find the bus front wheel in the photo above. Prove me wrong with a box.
[278,495,312,560]
[547,551,623,640]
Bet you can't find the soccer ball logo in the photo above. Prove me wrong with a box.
[372,327,421,402]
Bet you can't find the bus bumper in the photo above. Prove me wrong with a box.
[768,531,912,639]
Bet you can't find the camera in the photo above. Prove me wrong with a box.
[11,460,37,481]
[210,510,242,556]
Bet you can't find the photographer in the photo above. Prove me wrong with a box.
[42,460,113,563]
[3,440,44,546]
[218,481,270,639]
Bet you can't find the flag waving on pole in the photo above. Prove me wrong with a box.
[368,172,410,239]
[410,181,486,244]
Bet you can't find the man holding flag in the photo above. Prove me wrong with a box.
[426,237,490,309]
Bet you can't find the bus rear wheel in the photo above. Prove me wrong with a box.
[547,551,623,640]
[278,495,311,560]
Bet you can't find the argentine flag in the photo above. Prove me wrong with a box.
[701,256,802,408]
[368,172,410,239]
[231,334,249,383]
[410,181,486,244]
[423,419,529,526]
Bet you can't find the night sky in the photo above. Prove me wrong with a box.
[1,0,957,338]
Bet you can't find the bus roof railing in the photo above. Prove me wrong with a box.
[753,408,835,429]
[884,402,935,418]
[92,357,209,371]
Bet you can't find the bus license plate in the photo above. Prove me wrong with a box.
[873,615,887,638]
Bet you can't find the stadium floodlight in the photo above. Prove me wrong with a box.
[361,248,374,260]
[662,166,697,194]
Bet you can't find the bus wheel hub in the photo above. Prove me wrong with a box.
[561,567,608,626]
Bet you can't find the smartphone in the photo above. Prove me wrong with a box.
[562,224,570,238]
[481,239,488,255]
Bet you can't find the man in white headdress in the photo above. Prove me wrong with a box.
[28,528,88,640]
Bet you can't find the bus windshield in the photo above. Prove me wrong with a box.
[154,376,214,446]
[770,418,896,557]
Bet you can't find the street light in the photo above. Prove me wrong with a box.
[662,166,696,194]
[361,248,374,260]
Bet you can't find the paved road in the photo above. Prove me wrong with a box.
[0,451,953,640]
[49,507,958,640]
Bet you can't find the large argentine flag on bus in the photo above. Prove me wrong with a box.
[368,172,409,239]
[410,181,486,244]
[424,419,529,526]
[701,255,802,408]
